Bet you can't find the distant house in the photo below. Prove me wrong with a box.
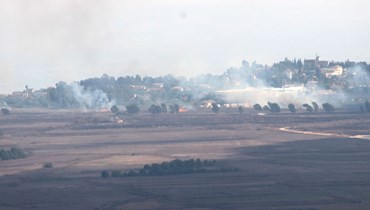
[304,55,329,69]
[318,60,329,68]
[12,91,27,97]
[152,83,164,88]
[304,59,318,70]
[304,55,329,78]
[171,86,184,91]
[129,85,147,90]
[321,65,344,78]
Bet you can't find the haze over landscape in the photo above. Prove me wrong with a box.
[2,2,370,209]
[1,0,370,94]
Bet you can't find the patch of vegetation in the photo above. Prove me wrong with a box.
[238,106,244,114]
[148,104,162,114]
[268,102,280,113]
[211,103,219,113]
[110,105,120,114]
[253,104,263,112]
[43,162,53,168]
[102,159,238,178]
[322,103,335,112]
[0,147,26,161]
[126,104,140,114]
[312,101,319,112]
[1,108,10,115]
[302,103,313,113]
[169,104,180,114]
[263,105,270,112]
[101,170,109,178]
[288,103,296,113]
[160,103,167,113]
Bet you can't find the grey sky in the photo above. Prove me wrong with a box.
[1,0,369,94]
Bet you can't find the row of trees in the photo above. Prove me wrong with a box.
[101,159,238,178]
[111,103,182,115]
[253,102,335,113]
[0,147,26,161]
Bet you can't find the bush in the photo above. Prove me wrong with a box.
[238,106,244,114]
[169,104,180,114]
[101,170,109,178]
[126,104,140,114]
[43,162,53,168]
[110,105,120,114]
[161,103,167,113]
[288,103,296,113]
[253,104,262,112]
[263,105,270,112]
[1,108,10,115]
[302,103,313,113]
[322,103,335,112]
[312,102,319,112]
[211,103,219,113]
[148,104,162,114]
[174,104,180,113]
[268,102,280,113]
[111,170,123,177]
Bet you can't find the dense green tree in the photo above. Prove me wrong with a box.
[126,104,140,114]
[148,104,162,114]
[288,103,296,113]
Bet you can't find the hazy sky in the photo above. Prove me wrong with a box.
[1,0,369,93]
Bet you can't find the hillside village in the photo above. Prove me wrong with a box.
[1,56,369,109]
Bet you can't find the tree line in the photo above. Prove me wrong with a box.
[101,159,238,178]
[0,147,26,161]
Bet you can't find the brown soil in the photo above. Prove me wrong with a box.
[0,108,370,210]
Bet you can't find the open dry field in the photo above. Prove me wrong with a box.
[1,108,370,210]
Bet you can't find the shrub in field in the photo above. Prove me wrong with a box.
[1,108,10,115]
[238,106,244,114]
[0,147,26,160]
[263,105,270,112]
[322,103,335,112]
[268,102,280,113]
[211,103,219,113]
[253,104,262,112]
[110,105,120,114]
[126,104,140,114]
[101,170,109,178]
[302,104,313,113]
[161,103,167,113]
[312,102,319,112]
[169,104,180,114]
[43,162,53,168]
[148,104,162,114]
[288,103,296,113]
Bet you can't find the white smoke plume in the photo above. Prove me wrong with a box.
[70,83,115,110]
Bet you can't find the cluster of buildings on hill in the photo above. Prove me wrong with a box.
[303,56,343,79]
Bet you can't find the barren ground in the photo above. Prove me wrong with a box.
[0,108,370,210]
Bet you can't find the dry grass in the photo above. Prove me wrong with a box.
[0,108,370,209]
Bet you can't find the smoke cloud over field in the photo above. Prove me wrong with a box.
[212,62,369,109]
[71,83,115,110]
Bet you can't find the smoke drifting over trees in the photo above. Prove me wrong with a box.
[2,58,370,110]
